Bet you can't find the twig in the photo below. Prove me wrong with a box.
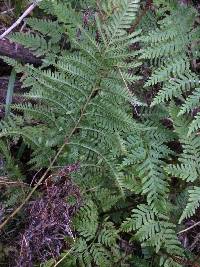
[0,176,28,187]
[30,168,42,186]
[0,181,27,186]
[1,8,14,15]
[178,221,200,234]
[0,0,42,40]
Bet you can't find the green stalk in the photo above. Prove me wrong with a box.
[5,68,16,118]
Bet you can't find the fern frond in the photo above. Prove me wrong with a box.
[121,204,183,256]
[179,187,200,223]
[11,103,57,127]
[9,32,51,56]
[179,87,200,115]
[98,222,119,247]
[166,107,200,183]
[123,128,171,212]
[103,0,140,42]
[151,73,199,106]
[94,188,120,212]
[74,200,98,241]
[0,56,24,73]
[145,56,190,87]
[90,243,111,267]
[26,17,64,43]
[188,113,200,136]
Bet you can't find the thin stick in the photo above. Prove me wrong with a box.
[0,0,42,40]
[1,8,14,15]
[0,180,28,186]
[53,248,74,267]
[177,221,200,234]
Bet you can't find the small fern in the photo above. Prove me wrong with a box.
[121,204,183,256]
[140,3,200,135]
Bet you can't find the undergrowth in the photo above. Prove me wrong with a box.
[0,0,200,266]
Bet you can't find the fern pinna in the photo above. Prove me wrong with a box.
[0,0,200,267]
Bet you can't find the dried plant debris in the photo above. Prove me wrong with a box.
[15,171,81,266]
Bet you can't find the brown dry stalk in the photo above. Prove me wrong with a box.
[0,177,28,187]
[162,251,200,267]
[171,255,200,267]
